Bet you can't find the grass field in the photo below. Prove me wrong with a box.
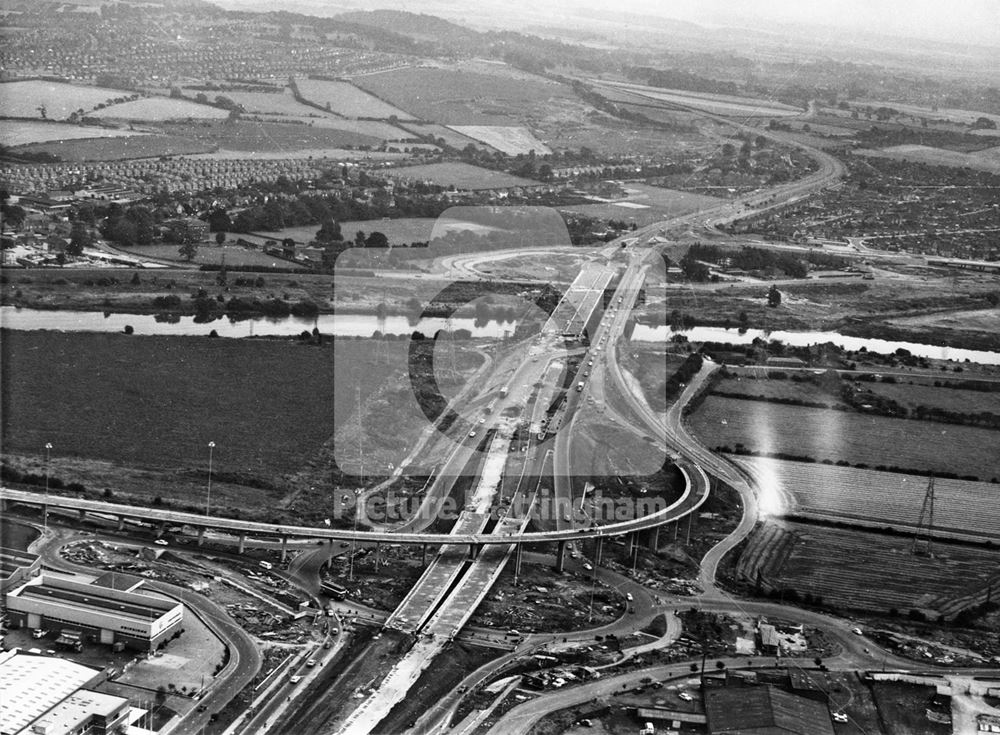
[389,161,538,190]
[864,381,1000,415]
[889,308,1000,333]
[92,97,230,121]
[251,217,452,246]
[857,144,1000,174]
[398,122,490,150]
[121,243,306,269]
[742,519,1000,614]
[688,396,1000,480]
[11,135,215,161]
[448,125,550,155]
[710,375,850,407]
[732,456,1000,539]
[0,80,129,120]
[852,99,999,127]
[0,120,148,147]
[596,80,803,117]
[0,332,398,514]
[163,120,385,151]
[189,88,309,116]
[352,65,572,125]
[294,77,415,120]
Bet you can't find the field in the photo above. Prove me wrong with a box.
[10,135,214,161]
[388,161,538,190]
[251,217,454,246]
[0,332,400,517]
[889,308,1000,333]
[851,99,1000,127]
[739,520,1000,614]
[595,80,803,118]
[864,381,1000,415]
[351,64,573,125]
[293,77,415,120]
[857,144,1000,174]
[91,97,230,121]
[559,184,722,226]
[187,88,309,116]
[732,456,1000,540]
[159,121,386,152]
[0,80,129,120]
[398,122,489,150]
[448,125,550,155]
[121,243,306,269]
[710,375,850,408]
[687,396,1000,480]
[0,120,147,147]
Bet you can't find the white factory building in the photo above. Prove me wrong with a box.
[6,575,183,652]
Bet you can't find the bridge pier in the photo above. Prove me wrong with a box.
[197,527,206,546]
[117,516,125,532]
[280,536,288,562]
[513,544,523,582]
[648,526,659,551]
[468,543,482,560]
[594,536,604,567]
[78,508,86,521]
[237,532,246,554]
[554,540,566,573]
[155,522,166,539]
[421,543,428,566]
[626,532,637,557]
[41,504,49,526]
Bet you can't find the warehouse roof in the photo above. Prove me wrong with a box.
[0,649,100,735]
[704,685,835,735]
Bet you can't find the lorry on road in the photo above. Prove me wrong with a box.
[576,382,584,392]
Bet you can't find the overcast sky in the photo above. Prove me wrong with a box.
[579,0,1000,47]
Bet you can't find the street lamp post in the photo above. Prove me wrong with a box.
[348,489,362,582]
[43,443,52,530]
[205,442,215,517]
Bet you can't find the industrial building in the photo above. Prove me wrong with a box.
[704,684,835,735]
[6,575,183,652]
[0,649,131,735]
[0,547,41,594]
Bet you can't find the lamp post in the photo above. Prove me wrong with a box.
[44,443,52,530]
[205,442,215,517]
[348,489,362,582]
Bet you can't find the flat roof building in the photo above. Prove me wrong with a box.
[6,575,182,653]
[0,649,104,735]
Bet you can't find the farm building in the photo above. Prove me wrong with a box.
[6,574,183,652]
[704,684,835,735]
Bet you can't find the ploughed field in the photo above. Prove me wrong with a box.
[732,456,1000,541]
[687,395,1000,481]
[737,520,1000,616]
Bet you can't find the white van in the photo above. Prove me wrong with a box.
[259,561,273,570]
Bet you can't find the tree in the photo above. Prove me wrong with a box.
[315,218,343,243]
[767,285,782,307]
[971,116,997,130]
[179,241,198,261]
[206,208,232,232]
[365,231,389,248]
[680,252,711,282]
[66,221,92,255]
[215,231,226,246]
[354,230,367,247]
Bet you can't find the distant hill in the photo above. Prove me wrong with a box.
[335,9,480,45]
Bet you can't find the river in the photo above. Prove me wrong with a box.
[0,306,519,339]
[629,324,1000,366]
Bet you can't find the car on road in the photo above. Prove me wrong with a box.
[832,713,848,722]
[468,430,477,438]
[306,659,317,667]
[154,539,168,546]
[852,627,863,635]
[625,593,633,601]
[290,675,303,684]
[582,563,593,571]
[478,417,486,424]
[678,692,693,701]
